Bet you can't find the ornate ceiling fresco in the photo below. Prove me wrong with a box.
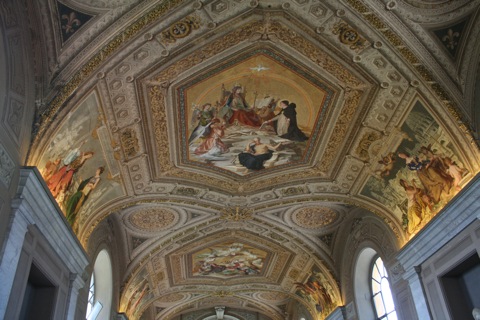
[22,0,480,319]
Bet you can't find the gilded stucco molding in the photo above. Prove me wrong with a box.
[346,0,478,148]
[149,20,367,191]
[31,0,185,150]
[119,219,339,304]
[80,182,403,250]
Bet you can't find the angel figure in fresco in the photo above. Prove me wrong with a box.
[375,152,396,177]
[256,95,278,123]
[65,166,104,225]
[194,118,229,159]
[399,179,432,235]
[218,84,262,127]
[189,103,216,145]
[47,151,94,199]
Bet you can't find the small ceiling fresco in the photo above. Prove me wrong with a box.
[56,1,94,43]
[178,50,334,176]
[295,264,338,319]
[362,100,471,238]
[122,267,156,320]
[191,241,268,278]
[166,230,294,287]
[38,92,124,230]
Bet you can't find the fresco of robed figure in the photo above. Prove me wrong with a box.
[182,53,330,176]
[361,101,470,238]
[38,92,124,230]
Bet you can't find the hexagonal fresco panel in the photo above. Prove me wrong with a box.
[191,241,268,278]
[177,49,335,176]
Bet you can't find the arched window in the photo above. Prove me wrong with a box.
[86,249,113,320]
[371,256,397,320]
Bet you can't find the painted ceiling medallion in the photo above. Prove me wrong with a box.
[128,208,178,232]
[292,207,339,229]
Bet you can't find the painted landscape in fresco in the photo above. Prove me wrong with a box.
[295,265,337,318]
[192,242,268,277]
[38,92,123,230]
[361,101,469,237]
[181,53,331,176]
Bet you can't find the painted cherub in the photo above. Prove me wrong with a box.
[375,152,396,177]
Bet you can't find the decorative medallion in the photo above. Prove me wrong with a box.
[121,128,139,158]
[332,22,370,52]
[281,186,308,197]
[355,131,382,161]
[173,186,200,197]
[128,208,178,232]
[292,207,339,229]
[160,15,200,44]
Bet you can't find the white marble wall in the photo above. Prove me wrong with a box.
[0,168,89,319]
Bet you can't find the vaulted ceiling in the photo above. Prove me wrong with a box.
[21,0,480,319]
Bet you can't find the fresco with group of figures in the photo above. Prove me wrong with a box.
[295,265,338,319]
[361,101,469,238]
[36,67,469,244]
[38,92,123,231]
[180,52,332,175]
[191,242,268,277]
[120,267,155,320]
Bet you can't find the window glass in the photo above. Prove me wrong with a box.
[371,256,397,320]
[86,273,95,318]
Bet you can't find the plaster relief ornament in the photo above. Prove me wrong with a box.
[0,143,15,187]
[292,207,339,229]
[332,21,370,52]
[128,208,178,232]
[160,15,200,44]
